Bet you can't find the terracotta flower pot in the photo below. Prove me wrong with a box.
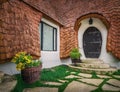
[21,64,42,84]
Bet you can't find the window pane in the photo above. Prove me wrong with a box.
[54,28,57,51]
[43,24,53,50]
[40,21,57,51]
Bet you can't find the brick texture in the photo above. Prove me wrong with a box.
[49,0,120,59]
[0,0,42,63]
[0,0,120,62]
[60,27,78,58]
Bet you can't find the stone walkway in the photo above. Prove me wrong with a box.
[23,58,120,92]
[23,72,120,92]
[0,71,17,92]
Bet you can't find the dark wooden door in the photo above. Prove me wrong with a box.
[83,27,102,58]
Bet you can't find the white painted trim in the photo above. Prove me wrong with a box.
[78,18,120,68]
[40,18,64,68]
[40,18,71,68]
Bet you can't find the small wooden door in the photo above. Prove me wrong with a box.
[83,27,102,58]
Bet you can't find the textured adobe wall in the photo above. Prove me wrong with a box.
[60,27,78,58]
[49,0,120,59]
[23,0,60,23]
[0,0,42,63]
[0,0,120,61]
[107,7,120,59]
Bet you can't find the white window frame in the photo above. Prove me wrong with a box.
[39,18,60,52]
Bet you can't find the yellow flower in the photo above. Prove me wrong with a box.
[11,51,41,71]
[24,56,28,60]
[16,67,21,71]
[15,54,19,57]
[16,62,24,71]
[11,58,16,63]
[26,60,31,64]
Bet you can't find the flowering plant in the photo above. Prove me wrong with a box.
[11,52,42,71]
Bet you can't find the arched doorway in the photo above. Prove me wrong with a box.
[75,14,119,68]
[83,27,102,58]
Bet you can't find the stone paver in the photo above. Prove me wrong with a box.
[0,80,17,92]
[102,84,120,91]
[0,71,4,78]
[113,75,120,78]
[64,81,97,92]
[97,75,111,78]
[0,71,4,83]
[107,79,120,87]
[23,87,58,92]
[65,75,82,79]
[70,72,76,74]
[78,63,110,69]
[69,65,117,75]
[44,82,62,86]
[78,79,103,86]
[66,71,69,73]
[58,79,68,83]
[78,73,92,78]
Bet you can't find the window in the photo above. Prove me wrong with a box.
[40,21,57,51]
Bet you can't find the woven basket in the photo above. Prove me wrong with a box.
[21,64,42,84]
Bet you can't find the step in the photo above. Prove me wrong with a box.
[76,63,110,69]
[0,71,4,83]
[82,59,103,64]
[68,65,117,75]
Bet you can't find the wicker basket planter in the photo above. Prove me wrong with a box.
[21,64,42,84]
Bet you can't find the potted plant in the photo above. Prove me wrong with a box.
[70,48,82,65]
[11,52,42,83]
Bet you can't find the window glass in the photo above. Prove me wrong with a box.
[40,21,57,51]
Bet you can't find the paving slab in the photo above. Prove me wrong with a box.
[107,79,120,87]
[0,71,4,83]
[66,71,69,73]
[113,75,120,78]
[65,75,82,79]
[82,59,103,63]
[97,75,111,78]
[0,71,4,78]
[44,82,62,86]
[70,72,77,74]
[102,84,120,91]
[23,87,58,92]
[58,79,68,83]
[78,73,92,78]
[69,65,117,75]
[64,81,97,92]
[0,80,17,92]
[77,63,110,69]
[78,79,103,86]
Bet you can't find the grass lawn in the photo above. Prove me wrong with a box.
[12,65,120,92]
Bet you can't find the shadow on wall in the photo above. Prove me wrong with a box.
[0,62,20,75]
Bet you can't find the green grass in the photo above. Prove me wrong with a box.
[113,70,120,75]
[12,65,81,92]
[91,78,109,92]
[58,78,77,92]
[91,71,99,78]
[12,65,120,92]
[41,65,71,81]
[11,74,43,92]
